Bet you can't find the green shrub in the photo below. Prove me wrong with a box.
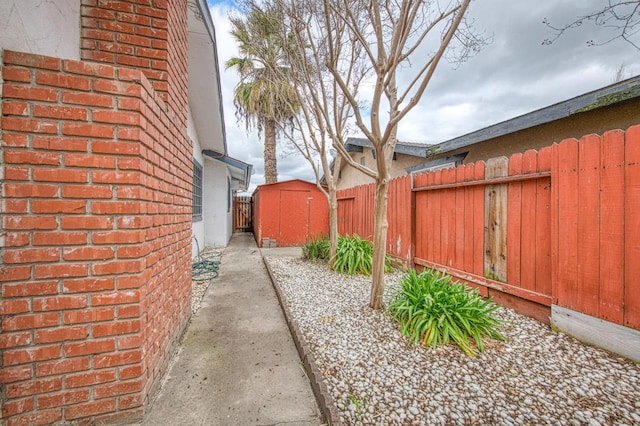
[388,268,504,356]
[302,234,330,261]
[332,234,392,275]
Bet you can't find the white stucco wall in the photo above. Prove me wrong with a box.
[203,157,233,248]
[0,0,80,60]
[189,109,232,254]
[190,112,205,258]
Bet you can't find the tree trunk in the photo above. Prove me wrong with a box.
[370,177,389,310]
[264,118,278,184]
[328,188,338,267]
[327,154,341,267]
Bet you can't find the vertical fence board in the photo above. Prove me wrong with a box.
[432,170,443,265]
[463,165,475,272]
[535,147,553,296]
[415,174,424,261]
[473,162,486,277]
[520,151,538,292]
[484,157,508,281]
[557,139,580,310]
[403,175,412,260]
[443,168,456,267]
[393,178,400,257]
[577,134,601,318]
[364,183,376,240]
[599,130,625,324]
[455,167,466,270]
[388,178,396,255]
[419,172,431,262]
[625,125,640,329]
[439,171,449,266]
[395,179,401,253]
[507,153,523,287]
[551,143,560,305]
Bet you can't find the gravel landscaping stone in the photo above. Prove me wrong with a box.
[191,247,223,315]
[267,256,640,425]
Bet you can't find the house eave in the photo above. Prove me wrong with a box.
[345,137,433,158]
[202,149,252,192]
[187,1,227,155]
[427,74,640,158]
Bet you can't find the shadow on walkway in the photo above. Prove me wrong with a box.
[143,233,320,425]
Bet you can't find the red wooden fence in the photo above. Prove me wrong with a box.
[336,126,640,330]
[552,129,640,330]
[337,176,412,262]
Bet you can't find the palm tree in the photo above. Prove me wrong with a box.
[226,6,298,184]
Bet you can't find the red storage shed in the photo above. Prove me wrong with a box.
[253,179,329,247]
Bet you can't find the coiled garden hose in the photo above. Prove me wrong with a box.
[192,237,221,281]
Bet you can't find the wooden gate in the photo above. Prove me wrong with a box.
[233,196,252,232]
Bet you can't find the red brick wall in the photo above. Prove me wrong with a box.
[81,0,169,100]
[1,1,193,423]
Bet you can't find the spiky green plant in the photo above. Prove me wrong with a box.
[331,234,392,275]
[302,234,330,261]
[388,268,505,356]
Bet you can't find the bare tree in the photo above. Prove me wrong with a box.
[543,1,640,50]
[275,0,484,309]
[266,0,369,264]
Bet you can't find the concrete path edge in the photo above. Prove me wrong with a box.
[263,257,344,426]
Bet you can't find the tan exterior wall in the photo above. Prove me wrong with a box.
[433,97,640,164]
[336,97,640,190]
[336,147,427,190]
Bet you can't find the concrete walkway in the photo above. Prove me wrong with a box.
[143,233,320,425]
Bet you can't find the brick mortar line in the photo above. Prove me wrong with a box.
[262,257,343,426]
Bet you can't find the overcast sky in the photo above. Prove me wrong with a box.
[207,0,640,193]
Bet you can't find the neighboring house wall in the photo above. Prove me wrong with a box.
[0,0,80,61]
[431,97,640,165]
[0,1,196,424]
[337,91,640,190]
[336,147,427,190]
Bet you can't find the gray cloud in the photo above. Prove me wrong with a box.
[210,0,640,191]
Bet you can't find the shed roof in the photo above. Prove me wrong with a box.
[253,179,325,194]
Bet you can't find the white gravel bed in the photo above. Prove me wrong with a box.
[268,257,640,426]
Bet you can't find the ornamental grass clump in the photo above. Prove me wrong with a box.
[302,234,330,261]
[388,268,505,356]
[332,234,392,275]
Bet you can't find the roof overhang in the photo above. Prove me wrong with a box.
[428,74,640,158]
[187,0,227,154]
[203,150,252,192]
[345,137,433,157]
[405,153,468,174]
